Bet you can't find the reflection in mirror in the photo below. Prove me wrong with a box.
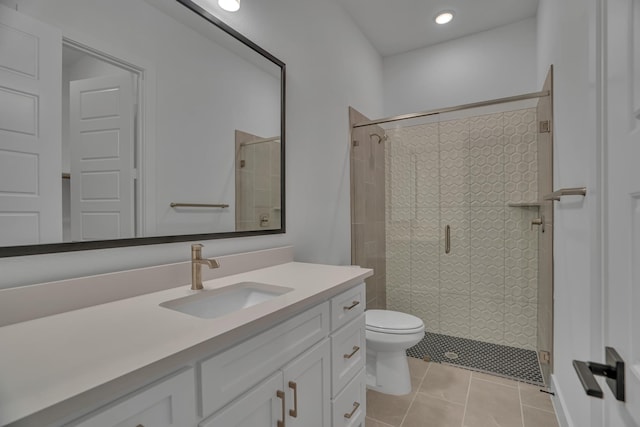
[235,131,281,231]
[0,0,285,255]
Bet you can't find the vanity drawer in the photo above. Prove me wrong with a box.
[68,368,196,427]
[330,283,365,331]
[330,313,365,397]
[332,368,366,427]
[200,302,329,417]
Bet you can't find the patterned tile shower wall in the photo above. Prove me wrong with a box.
[385,108,539,350]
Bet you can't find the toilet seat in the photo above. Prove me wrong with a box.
[365,309,425,335]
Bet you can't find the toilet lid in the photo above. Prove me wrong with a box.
[365,310,425,334]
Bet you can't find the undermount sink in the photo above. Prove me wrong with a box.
[160,282,293,319]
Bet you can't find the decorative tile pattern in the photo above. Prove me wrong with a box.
[411,210,439,292]
[439,119,470,208]
[505,207,539,303]
[470,207,505,300]
[440,208,470,295]
[504,300,538,350]
[470,296,505,344]
[504,109,538,204]
[439,292,471,338]
[411,288,440,333]
[407,332,544,385]
[385,108,539,351]
[387,286,411,313]
[470,113,505,207]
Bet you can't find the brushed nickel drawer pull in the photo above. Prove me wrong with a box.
[445,224,451,254]
[288,381,298,417]
[343,300,360,310]
[344,345,360,359]
[344,401,360,419]
[277,390,285,427]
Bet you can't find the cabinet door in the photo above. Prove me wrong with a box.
[69,368,196,427]
[199,372,285,427]
[282,339,331,427]
[200,302,329,417]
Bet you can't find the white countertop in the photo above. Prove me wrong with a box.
[0,262,372,426]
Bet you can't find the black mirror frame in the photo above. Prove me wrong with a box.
[0,0,286,258]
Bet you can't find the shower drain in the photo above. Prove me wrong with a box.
[444,351,459,360]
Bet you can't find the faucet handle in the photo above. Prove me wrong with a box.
[191,243,204,258]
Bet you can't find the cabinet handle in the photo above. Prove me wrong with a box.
[343,300,360,310]
[343,345,360,359]
[445,225,451,254]
[277,390,286,427]
[288,381,298,418]
[344,402,360,419]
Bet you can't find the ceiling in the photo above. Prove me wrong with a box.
[338,0,539,57]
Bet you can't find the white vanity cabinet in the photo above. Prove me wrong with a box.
[67,368,197,427]
[199,282,366,427]
[198,302,332,427]
[201,340,331,427]
[329,285,367,427]
[32,281,367,427]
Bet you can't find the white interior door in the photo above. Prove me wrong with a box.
[69,74,135,241]
[0,4,62,246]
[603,0,640,424]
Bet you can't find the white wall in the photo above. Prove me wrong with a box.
[383,18,537,117]
[537,0,603,426]
[0,0,383,288]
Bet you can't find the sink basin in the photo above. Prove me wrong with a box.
[160,282,293,319]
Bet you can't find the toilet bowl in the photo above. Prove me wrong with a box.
[365,309,425,395]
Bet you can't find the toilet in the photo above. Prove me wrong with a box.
[365,309,425,395]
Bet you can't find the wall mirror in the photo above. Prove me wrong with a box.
[0,0,285,257]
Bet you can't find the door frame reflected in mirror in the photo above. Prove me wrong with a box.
[0,0,286,257]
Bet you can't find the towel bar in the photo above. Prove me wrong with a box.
[170,203,229,208]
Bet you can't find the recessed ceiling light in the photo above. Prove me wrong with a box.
[218,0,240,12]
[435,11,454,25]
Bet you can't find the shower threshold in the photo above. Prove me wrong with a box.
[407,332,544,386]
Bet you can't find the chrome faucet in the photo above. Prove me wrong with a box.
[191,244,220,290]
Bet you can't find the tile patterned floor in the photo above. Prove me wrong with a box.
[366,358,560,427]
[407,332,544,385]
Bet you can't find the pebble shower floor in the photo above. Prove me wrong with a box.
[407,332,545,385]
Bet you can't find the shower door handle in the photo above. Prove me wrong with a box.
[445,225,451,254]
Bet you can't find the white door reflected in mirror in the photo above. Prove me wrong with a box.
[0,0,284,251]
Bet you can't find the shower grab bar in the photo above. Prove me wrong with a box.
[170,202,230,208]
[543,187,587,201]
[445,225,451,254]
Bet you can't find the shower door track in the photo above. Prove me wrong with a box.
[352,90,550,128]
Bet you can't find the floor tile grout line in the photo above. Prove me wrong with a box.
[366,417,396,427]
[518,381,526,427]
[398,361,431,427]
[521,403,556,414]
[471,373,518,388]
[460,369,473,427]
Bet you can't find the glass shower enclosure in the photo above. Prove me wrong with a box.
[350,78,554,384]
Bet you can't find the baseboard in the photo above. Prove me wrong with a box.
[550,374,574,427]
